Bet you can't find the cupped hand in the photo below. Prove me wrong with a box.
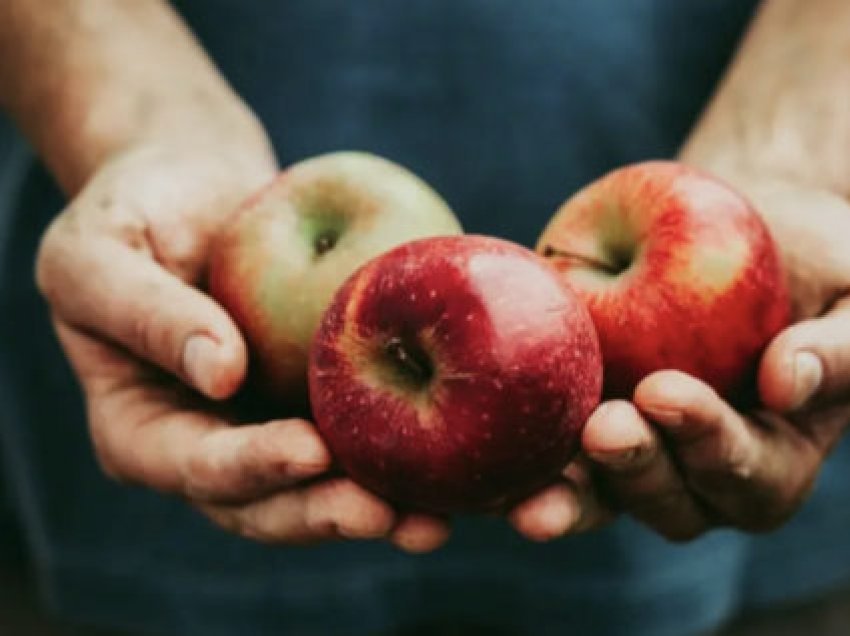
[35,142,449,552]
[509,177,850,541]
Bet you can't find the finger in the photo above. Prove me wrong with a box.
[508,458,612,542]
[105,409,332,504]
[60,322,332,501]
[390,514,452,553]
[583,400,710,541]
[199,478,396,544]
[38,232,246,399]
[634,371,819,530]
[509,484,579,542]
[181,419,333,502]
[759,296,850,413]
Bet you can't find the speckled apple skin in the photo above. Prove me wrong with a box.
[209,151,461,406]
[538,161,790,400]
[309,235,603,514]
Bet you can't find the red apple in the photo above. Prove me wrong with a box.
[536,161,790,399]
[308,235,602,513]
[209,151,462,405]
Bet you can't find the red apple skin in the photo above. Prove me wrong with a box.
[309,235,602,514]
[537,161,790,400]
[208,152,461,407]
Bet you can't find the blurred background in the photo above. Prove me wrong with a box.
[1,495,123,635]
[1,485,69,634]
[2,3,850,635]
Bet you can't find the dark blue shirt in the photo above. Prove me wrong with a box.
[3,2,850,635]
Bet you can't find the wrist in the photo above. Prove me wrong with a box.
[50,88,276,195]
[0,1,276,195]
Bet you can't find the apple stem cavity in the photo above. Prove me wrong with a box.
[384,336,434,387]
[314,229,340,256]
[541,244,629,276]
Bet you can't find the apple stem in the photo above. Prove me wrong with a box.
[541,244,621,275]
[384,336,432,384]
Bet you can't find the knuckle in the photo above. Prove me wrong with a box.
[317,480,393,539]
[305,482,347,537]
[34,215,72,300]
[236,504,301,545]
[125,288,187,373]
[240,434,296,488]
[721,445,754,484]
[91,438,133,485]
[204,491,310,546]
[184,447,220,500]
[126,305,179,371]
[87,408,129,484]
[185,431,287,503]
[201,506,243,537]
[304,508,337,539]
[241,432,276,472]
[305,514,338,540]
[128,310,160,360]
[230,432,284,491]
[234,515,276,544]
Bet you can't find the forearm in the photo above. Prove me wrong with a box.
[680,0,850,194]
[0,0,273,194]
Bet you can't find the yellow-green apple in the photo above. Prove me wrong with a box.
[537,160,790,400]
[209,151,462,406]
[308,235,603,513]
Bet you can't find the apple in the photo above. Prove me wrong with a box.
[536,160,790,399]
[209,151,462,406]
[308,235,603,513]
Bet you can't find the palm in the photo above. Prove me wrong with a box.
[745,177,850,320]
[510,176,850,541]
[37,144,449,551]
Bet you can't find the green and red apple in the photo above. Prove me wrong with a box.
[537,160,790,399]
[309,235,603,513]
[209,151,462,405]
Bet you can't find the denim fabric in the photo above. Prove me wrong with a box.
[5,2,850,635]
[173,0,758,246]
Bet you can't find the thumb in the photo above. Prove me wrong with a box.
[37,235,246,399]
[759,297,850,413]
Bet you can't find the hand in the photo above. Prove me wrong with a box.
[508,177,850,541]
[35,142,449,552]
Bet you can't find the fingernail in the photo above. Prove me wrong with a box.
[639,404,683,427]
[588,446,649,470]
[791,351,823,410]
[183,334,219,396]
